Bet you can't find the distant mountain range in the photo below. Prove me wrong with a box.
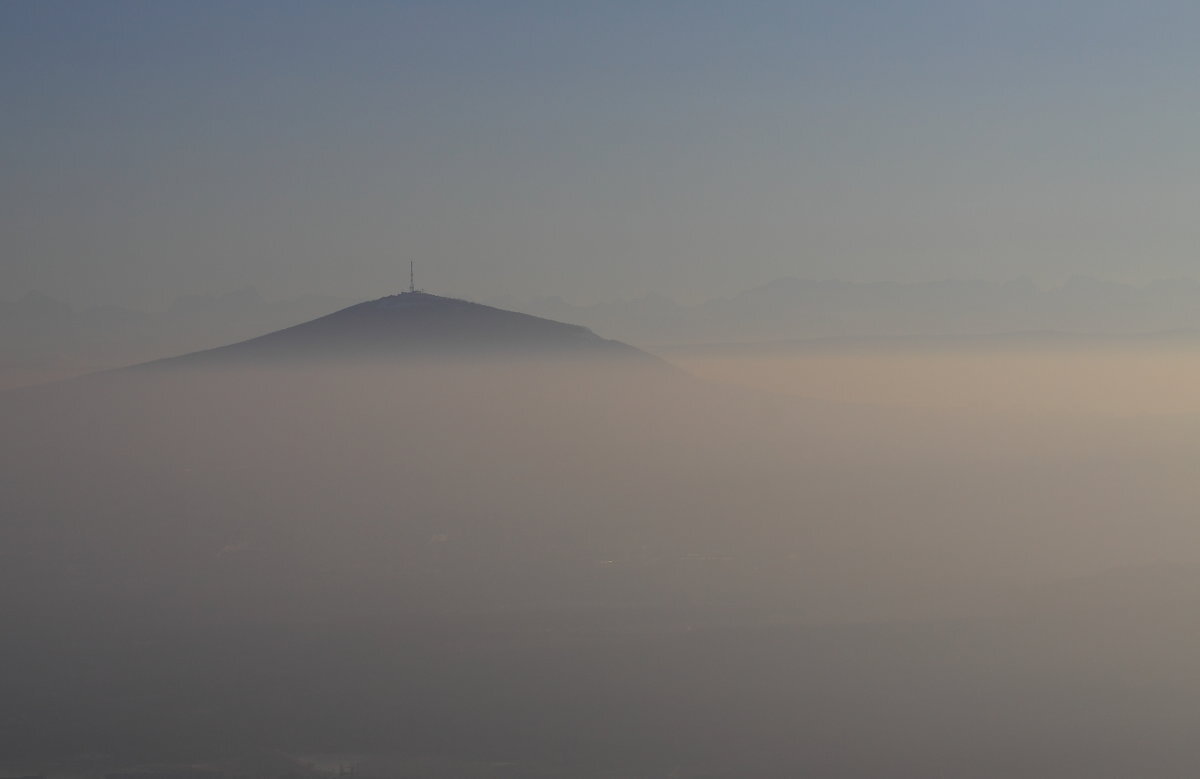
[9,276,1200,386]
[500,275,1200,344]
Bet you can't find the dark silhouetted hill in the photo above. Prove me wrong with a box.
[136,291,660,368]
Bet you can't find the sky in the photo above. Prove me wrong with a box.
[4,0,1200,308]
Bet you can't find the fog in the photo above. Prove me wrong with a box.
[668,334,1200,417]
[6,335,1200,777]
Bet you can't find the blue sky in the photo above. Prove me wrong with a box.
[4,1,1200,306]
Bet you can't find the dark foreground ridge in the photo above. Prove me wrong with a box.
[135,291,658,368]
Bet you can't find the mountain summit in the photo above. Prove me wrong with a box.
[139,291,657,368]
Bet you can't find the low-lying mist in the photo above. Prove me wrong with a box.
[6,341,1200,777]
[667,334,1200,417]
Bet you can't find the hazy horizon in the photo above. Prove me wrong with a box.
[17,274,1200,391]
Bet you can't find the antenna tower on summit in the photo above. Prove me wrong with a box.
[409,261,415,293]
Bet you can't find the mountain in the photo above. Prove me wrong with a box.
[134,291,660,369]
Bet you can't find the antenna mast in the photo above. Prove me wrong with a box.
[409,261,415,293]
